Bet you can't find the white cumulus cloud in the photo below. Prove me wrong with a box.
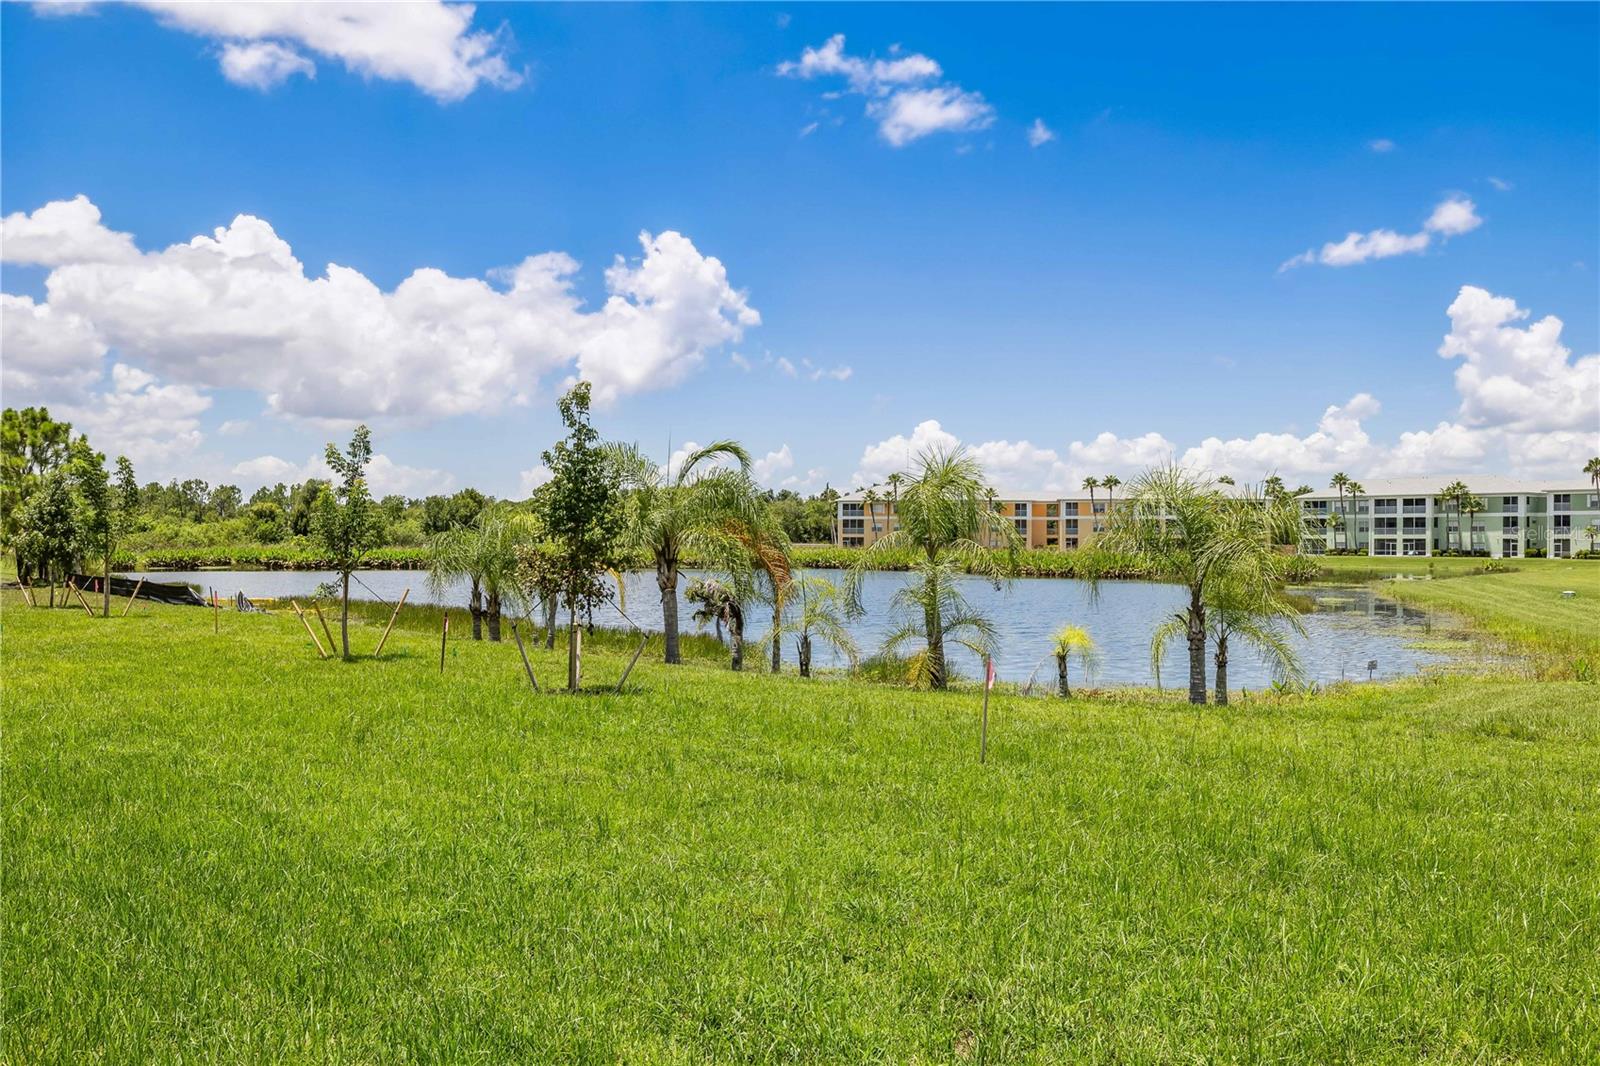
[778,34,994,146]
[49,1,521,101]
[5,196,757,421]
[1027,118,1057,148]
[2,194,139,266]
[1280,196,1482,271]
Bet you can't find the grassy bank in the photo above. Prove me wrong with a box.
[4,594,1599,1061]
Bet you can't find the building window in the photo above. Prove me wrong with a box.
[843,536,863,548]
[1554,515,1571,531]
[1064,519,1078,532]
[1374,540,1397,556]
[1014,502,1029,517]
[1553,493,1572,512]
[1503,517,1520,531]
[1403,538,1427,556]
[1554,538,1572,558]
[1501,496,1517,509]
[1502,538,1519,557]
[842,519,864,533]
[1064,537,1078,549]
[842,503,863,516]
[1045,503,1059,517]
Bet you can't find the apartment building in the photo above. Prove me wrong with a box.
[1297,477,1599,558]
[835,488,1118,550]
[835,476,1600,558]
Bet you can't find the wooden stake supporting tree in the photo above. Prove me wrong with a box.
[511,622,540,692]
[616,633,649,694]
[312,601,336,654]
[291,600,328,659]
[373,588,409,658]
[68,579,94,618]
[120,578,144,617]
[440,611,449,672]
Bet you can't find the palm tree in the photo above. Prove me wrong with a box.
[760,575,859,678]
[1100,468,1300,705]
[847,446,1021,690]
[1101,474,1121,518]
[1262,474,1285,501]
[863,488,881,545]
[1344,480,1364,553]
[1330,473,1350,551]
[1462,494,1485,554]
[1583,522,1599,554]
[1081,477,1099,538]
[427,506,531,642]
[686,577,746,670]
[1439,480,1469,552]
[1586,457,1600,503]
[1217,474,1236,486]
[885,472,904,536]
[1151,577,1305,706]
[1050,625,1097,697]
[608,440,766,664]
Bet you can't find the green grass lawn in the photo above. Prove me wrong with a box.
[1315,557,1600,673]
[4,593,1599,1062]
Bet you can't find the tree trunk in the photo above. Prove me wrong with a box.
[1213,631,1229,707]
[659,556,681,664]
[567,604,581,692]
[730,612,744,671]
[1186,589,1207,705]
[1057,653,1070,697]
[924,582,946,689]
[486,589,502,642]
[799,634,812,678]
[469,579,483,640]
[770,598,782,673]
[341,571,351,660]
[102,557,111,617]
[543,592,558,649]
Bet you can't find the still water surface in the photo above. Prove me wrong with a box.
[130,568,1456,688]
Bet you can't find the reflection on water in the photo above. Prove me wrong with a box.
[128,568,1456,689]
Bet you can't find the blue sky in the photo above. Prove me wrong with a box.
[3,2,1596,497]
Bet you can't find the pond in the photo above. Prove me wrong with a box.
[126,568,1460,689]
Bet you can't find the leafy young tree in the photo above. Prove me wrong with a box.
[311,426,385,659]
[1051,625,1097,698]
[846,446,1021,690]
[243,500,289,543]
[70,440,136,616]
[539,382,624,691]
[1100,467,1300,705]
[608,439,767,665]
[289,479,329,536]
[2,406,74,577]
[13,469,80,599]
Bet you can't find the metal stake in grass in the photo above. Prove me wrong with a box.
[511,622,540,692]
[291,600,328,659]
[373,588,409,658]
[440,611,449,672]
[120,577,144,617]
[980,655,995,764]
[616,632,649,694]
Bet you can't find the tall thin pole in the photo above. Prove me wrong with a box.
[120,577,144,617]
[439,611,449,672]
[511,622,540,692]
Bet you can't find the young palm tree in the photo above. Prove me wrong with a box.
[1050,624,1097,697]
[1330,472,1349,551]
[686,577,746,670]
[1586,456,1600,503]
[1462,494,1486,554]
[1583,522,1599,554]
[1100,468,1300,705]
[608,440,766,665]
[427,506,531,642]
[847,446,1021,690]
[759,574,859,678]
[1151,577,1305,706]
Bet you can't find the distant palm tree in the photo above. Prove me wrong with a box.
[1050,625,1097,697]
[1217,474,1236,486]
[1082,476,1099,538]
[1330,473,1350,551]
[608,440,767,664]
[886,472,904,534]
[1584,522,1599,554]
[1586,457,1600,504]
[847,447,1021,689]
[1344,480,1364,552]
[1262,474,1285,500]
[1462,494,1486,554]
[863,487,881,544]
[1101,474,1121,518]
[1439,479,1469,552]
[760,575,859,678]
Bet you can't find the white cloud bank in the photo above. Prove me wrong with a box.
[1280,196,1482,271]
[778,35,994,146]
[44,1,521,100]
[848,286,1598,490]
[2,195,758,420]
